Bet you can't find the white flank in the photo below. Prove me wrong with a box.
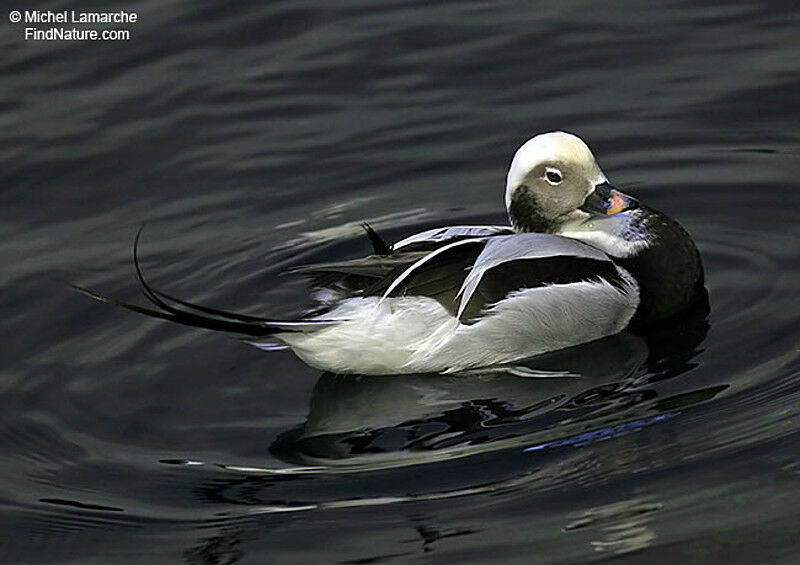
[274,270,638,375]
[277,296,456,375]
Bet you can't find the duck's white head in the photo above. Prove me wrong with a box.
[505,131,638,236]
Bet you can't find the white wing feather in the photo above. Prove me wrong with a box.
[456,234,611,318]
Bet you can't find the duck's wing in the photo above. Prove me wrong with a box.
[368,238,488,308]
[376,233,635,323]
[292,224,513,294]
[455,234,632,323]
[291,252,427,291]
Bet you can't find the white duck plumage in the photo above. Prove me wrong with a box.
[275,232,639,374]
[76,131,706,375]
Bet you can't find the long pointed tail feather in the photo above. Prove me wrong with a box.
[131,227,271,324]
[72,227,342,337]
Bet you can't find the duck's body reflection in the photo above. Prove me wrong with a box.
[269,309,716,467]
[185,318,718,565]
[271,333,655,464]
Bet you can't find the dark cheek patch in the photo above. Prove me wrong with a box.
[508,186,555,233]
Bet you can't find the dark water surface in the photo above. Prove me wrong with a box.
[3,1,800,563]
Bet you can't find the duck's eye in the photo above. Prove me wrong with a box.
[545,168,563,185]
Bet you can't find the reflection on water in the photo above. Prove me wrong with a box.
[564,498,662,555]
[270,324,713,468]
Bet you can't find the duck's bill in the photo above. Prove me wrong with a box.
[580,182,639,216]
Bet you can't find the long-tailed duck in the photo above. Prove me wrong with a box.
[75,132,706,374]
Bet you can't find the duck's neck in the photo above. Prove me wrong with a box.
[558,207,707,330]
[554,208,651,258]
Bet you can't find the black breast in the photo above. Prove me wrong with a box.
[615,207,707,331]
